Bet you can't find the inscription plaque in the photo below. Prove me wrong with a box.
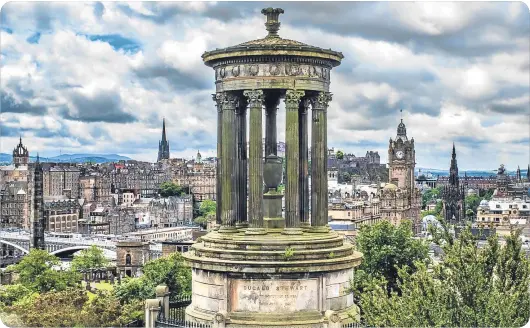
[231,279,318,313]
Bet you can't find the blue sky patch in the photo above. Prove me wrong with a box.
[1,26,13,34]
[26,32,41,44]
[85,33,141,54]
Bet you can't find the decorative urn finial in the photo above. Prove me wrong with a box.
[261,7,284,38]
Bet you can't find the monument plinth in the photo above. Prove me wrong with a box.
[184,8,362,327]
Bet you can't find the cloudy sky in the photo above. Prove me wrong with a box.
[1,2,528,170]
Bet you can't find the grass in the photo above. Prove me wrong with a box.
[83,281,114,300]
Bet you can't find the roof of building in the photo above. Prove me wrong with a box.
[202,8,343,67]
[383,183,398,191]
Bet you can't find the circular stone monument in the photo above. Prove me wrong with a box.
[184,8,363,327]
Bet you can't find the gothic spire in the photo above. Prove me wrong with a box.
[162,118,167,143]
[527,164,530,181]
[449,143,459,186]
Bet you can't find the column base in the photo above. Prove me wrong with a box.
[308,225,331,233]
[245,227,267,235]
[218,226,240,234]
[236,222,249,230]
[282,227,304,235]
[300,222,311,232]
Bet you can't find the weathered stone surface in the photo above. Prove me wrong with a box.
[231,279,318,313]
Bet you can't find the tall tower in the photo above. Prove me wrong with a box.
[388,119,415,190]
[516,165,522,183]
[157,118,170,162]
[31,155,45,249]
[442,144,465,224]
[13,136,29,168]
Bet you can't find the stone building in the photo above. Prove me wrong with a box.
[12,137,29,168]
[157,119,170,162]
[79,173,112,204]
[381,119,422,233]
[170,160,216,202]
[116,241,150,277]
[476,198,530,230]
[441,144,465,224]
[44,198,81,233]
[0,181,29,228]
[42,164,80,199]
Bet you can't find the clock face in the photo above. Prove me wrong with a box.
[396,150,404,159]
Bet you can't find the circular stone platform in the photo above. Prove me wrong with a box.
[183,230,362,327]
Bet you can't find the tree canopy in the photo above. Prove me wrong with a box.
[336,150,344,160]
[8,249,80,293]
[159,182,185,197]
[358,220,530,327]
[353,220,430,296]
[71,245,110,271]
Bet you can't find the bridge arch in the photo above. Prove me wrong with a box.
[0,240,29,254]
[50,246,116,259]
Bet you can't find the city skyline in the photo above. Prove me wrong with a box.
[1,2,529,170]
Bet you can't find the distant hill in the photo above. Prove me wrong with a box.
[0,153,132,164]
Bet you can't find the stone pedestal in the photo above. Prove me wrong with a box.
[263,191,284,230]
[183,231,362,327]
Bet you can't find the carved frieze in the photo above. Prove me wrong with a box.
[215,63,331,81]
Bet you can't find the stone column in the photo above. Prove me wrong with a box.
[237,101,248,227]
[213,94,222,227]
[310,92,332,231]
[234,103,241,227]
[299,98,310,229]
[216,92,239,233]
[265,94,280,157]
[244,90,266,234]
[284,89,305,234]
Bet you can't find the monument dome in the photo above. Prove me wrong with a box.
[183,8,362,328]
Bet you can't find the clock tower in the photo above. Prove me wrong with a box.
[388,119,415,191]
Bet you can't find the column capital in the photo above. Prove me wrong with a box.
[284,90,305,108]
[309,92,332,111]
[212,94,222,113]
[243,89,265,107]
[216,92,239,110]
[300,98,311,114]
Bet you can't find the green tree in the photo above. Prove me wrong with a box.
[422,186,442,209]
[9,249,80,293]
[0,284,32,306]
[199,199,216,217]
[9,288,87,327]
[340,172,351,183]
[465,194,482,214]
[71,245,109,271]
[114,253,191,303]
[359,221,530,327]
[80,290,123,327]
[336,150,344,160]
[160,182,185,197]
[352,220,430,296]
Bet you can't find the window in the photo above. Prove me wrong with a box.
[125,254,131,265]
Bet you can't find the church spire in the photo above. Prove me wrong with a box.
[157,118,170,162]
[162,118,167,143]
[449,143,459,186]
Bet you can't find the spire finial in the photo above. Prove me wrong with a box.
[400,109,403,122]
[261,8,284,38]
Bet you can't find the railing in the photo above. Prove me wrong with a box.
[341,320,370,328]
[155,295,211,328]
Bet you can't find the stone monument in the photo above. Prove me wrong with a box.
[184,8,363,327]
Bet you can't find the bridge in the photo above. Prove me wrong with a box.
[0,230,164,260]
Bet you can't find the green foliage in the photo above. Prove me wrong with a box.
[114,252,191,303]
[336,150,344,160]
[160,181,185,197]
[0,284,32,306]
[10,249,80,293]
[198,199,216,217]
[283,247,295,260]
[9,288,87,327]
[352,220,429,295]
[422,186,442,209]
[359,219,530,327]
[71,245,109,271]
[328,252,336,259]
[80,290,123,327]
